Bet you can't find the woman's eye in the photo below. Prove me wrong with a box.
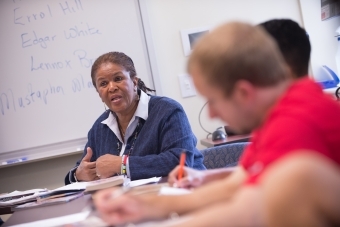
[115,77,123,82]
[100,81,108,86]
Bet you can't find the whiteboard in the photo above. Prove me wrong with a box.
[0,0,154,164]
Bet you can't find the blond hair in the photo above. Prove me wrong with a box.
[188,22,288,96]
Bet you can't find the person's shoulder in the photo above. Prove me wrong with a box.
[149,95,184,110]
[261,77,340,140]
[282,78,340,114]
[273,78,321,114]
[91,110,111,127]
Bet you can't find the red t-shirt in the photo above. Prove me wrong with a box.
[240,77,340,184]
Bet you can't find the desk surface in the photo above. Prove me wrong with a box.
[200,134,251,148]
[3,194,91,227]
[3,177,168,226]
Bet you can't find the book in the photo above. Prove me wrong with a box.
[127,182,168,196]
[84,175,125,193]
[37,190,83,202]
[12,191,84,211]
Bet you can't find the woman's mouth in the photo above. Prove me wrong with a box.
[111,96,122,104]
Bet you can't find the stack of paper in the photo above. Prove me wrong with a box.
[0,184,88,210]
[0,189,48,208]
[3,176,164,211]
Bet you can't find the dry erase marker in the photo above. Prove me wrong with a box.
[2,157,28,165]
[178,151,186,181]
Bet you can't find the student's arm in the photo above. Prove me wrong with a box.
[94,166,248,225]
[164,166,247,214]
[171,186,264,227]
[168,165,237,188]
[262,151,340,227]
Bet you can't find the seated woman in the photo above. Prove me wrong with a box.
[65,52,205,184]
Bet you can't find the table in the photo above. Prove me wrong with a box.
[3,177,168,226]
[200,134,251,148]
[3,194,91,227]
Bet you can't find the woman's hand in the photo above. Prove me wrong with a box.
[168,165,206,189]
[75,147,97,182]
[96,154,122,178]
[93,188,161,225]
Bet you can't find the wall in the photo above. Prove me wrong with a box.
[141,0,303,149]
[0,153,82,192]
[300,0,340,81]
[0,0,304,213]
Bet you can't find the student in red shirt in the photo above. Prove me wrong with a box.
[93,21,340,226]
[240,76,340,185]
[168,18,315,188]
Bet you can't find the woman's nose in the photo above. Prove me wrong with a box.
[108,82,117,92]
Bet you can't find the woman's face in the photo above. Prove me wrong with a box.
[95,62,138,115]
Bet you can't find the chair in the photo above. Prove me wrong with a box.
[200,142,250,169]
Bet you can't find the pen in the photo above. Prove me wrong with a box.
[178,151,186,181]
[2,157,28,165]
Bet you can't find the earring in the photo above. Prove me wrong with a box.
[135,85,140,101]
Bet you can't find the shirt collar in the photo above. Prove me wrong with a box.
[101,90,150,126]
[134,90,149,121]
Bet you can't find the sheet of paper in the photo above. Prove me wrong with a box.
[158,186,192,195]
[57,215,108,227]
[53,182,88,191]
[8,210,91,227]
[129,177,161,188]
[128,216,192,227]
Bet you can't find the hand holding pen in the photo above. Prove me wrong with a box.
[168,151,207,188]
[178,151,186,181]
[93,186,163,225]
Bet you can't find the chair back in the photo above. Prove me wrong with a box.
[201,142,250,169]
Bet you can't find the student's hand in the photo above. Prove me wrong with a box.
[168,165,206,189]
[75,147,97,181]
[96,154,122,178]
[93,188,160,225]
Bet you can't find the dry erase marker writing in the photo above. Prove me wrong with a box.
[178,151,186,181]
[2,157,28,165]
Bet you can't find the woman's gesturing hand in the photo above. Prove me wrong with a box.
[75,147,97,182]
[96,154,122,178]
